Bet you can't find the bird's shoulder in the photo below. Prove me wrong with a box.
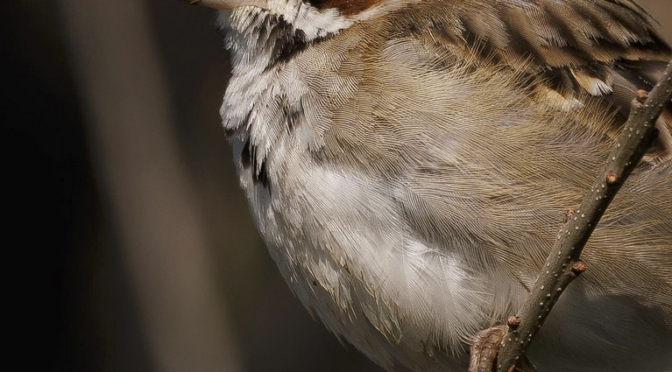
[366,0,671,94]
[315,0,672,157]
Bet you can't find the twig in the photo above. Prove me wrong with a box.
[493,60,672,372]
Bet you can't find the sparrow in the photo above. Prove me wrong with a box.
[184,1,672,371]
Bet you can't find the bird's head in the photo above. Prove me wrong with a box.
[180,0,388,17]
[179,0,415,41]
[179,0,406,71]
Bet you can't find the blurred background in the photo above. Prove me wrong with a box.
[3,1,670,371]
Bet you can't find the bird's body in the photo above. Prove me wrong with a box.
[211,0,672,370]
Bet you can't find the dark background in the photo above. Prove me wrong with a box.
[3,1,670,371]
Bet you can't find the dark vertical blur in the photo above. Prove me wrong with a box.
[4,0,670,371]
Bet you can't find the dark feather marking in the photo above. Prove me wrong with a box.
[264,16,334,71]
[255,160,270,190]
[430,19,460,45]
[615,62,656,90]
[269,22,308,69]
[538,68,577,98]
[241,138,252,169]
[240,138,271,190]
[540,7,595,63]
[224,127,238,138]
[456,17,501,64]
[496,6,545,67]
[593,1,651,40]
[276,94,303,133]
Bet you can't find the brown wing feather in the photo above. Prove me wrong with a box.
[386,0,672,156]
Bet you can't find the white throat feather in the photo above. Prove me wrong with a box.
[216,1,351,182]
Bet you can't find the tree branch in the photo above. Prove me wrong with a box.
[486,60,672,372]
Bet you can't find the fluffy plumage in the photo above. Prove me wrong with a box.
[212,0,672,371]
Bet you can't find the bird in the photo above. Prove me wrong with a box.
[183,0,672,371]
